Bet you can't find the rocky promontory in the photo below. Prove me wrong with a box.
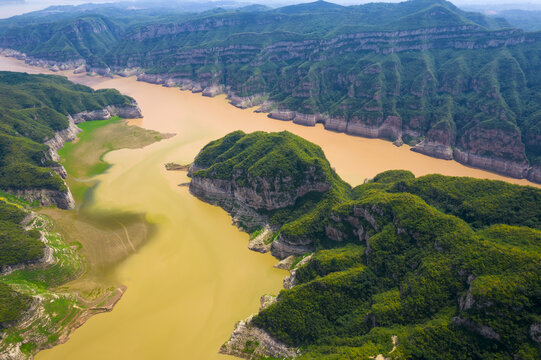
[187,132,541,360]
[188,130,346,259]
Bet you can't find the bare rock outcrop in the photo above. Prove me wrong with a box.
[228,93,267,109]
[268,109,296,121]
[0,48,85,71]
[453,148,530,179]
[271,234,314,260]
[413,141,453,160]
[189,167,330,212]
[248,226,273,253]
[219,315,300,360]
[452,317,501,341]
[202,84,225,97]
[528,165,541,183]
[45,116,82,161]
[69,104,142,124]
[5,188,75,210]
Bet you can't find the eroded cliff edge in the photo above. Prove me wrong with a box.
[2,2,541,184]
[188,130,348,260]
[8,104,142,210]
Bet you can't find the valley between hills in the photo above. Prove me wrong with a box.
[0,0,540,359]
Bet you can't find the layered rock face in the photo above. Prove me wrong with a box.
[219,314,300,359]
[69,104,142,123]
[188,131,340,257]
[6,188,75,211]
[111,26,540,183]
[2,0,541,183]
[189,172,329,212]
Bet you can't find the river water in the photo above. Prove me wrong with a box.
[0,55,538,359]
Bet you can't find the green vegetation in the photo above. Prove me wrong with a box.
[0,198,44,329]
[391,174,541,229]
[250,227,265,240]
[3,1,541,171]
[0,201,43,268]
[0,71,135,194]
[0,282,31,329]
[0,71,161,357]
[58,116,165,202]
[0,210,119,357]
[193,130,345,192]
[195,132,541,359]
[0,191,84,336]
[192,130,351,247]
[58,117,163,179]
[493,10,541,31]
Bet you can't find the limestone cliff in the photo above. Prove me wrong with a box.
[2,1,540,183]
[188,131,344,258]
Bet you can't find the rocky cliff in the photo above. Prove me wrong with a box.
[188,133,541,360]
[2,0,541,183]
[189,167,330,212]
[188,131,347,258]
[109,24,541,184]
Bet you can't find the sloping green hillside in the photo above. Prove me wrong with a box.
[0,199,43,329]
[3,0,541,181]
[191,131,541,359]
[0,71,133,194]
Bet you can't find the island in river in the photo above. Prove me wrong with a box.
[0,55,538,360]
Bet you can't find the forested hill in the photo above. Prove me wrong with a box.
[190,130,541,360]
[0,71,138,208]
[1,0,541,184]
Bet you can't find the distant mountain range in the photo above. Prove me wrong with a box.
[1,0,540,183]
[487,9,541,31]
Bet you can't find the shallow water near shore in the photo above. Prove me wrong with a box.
[1,55,539,360]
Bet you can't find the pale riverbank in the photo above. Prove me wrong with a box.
[1,54,539,360]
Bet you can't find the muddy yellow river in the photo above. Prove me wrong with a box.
[0,55,538,360]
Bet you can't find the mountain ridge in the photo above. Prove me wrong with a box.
[0,0,540,183]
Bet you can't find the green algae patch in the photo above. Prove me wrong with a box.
[58,117,170,202]
[59,116,167,178]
